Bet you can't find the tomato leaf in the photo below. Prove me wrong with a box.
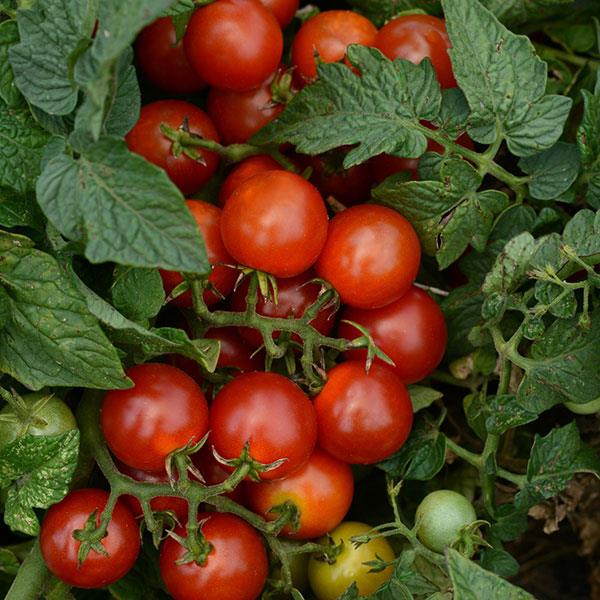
[0,430,79,536]
[578,73,600,208]
[479,548,520,578]
[0,187,45,230]
[0,548,20,576]
[408,386,443,412]
[111,266,165,325]
[484,395,538,435]
[0,232,128,390]
[37,136,209,273]
[443,0,572,156]
[479,0,574,25]
[347,0,442,26]
[0,20,24,108]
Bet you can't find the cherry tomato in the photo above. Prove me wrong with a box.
[40,489,140,589]
[339,285,447,384]
[374,14,456,88]
[209,371,317,480]
[291,11,377,84]
[135,17,204,94]
[207,71,286,145]
[246,447,353,539]
[0,391,76,448]
[315,204,421,309]
[160,200,237,308]
[117,461,189,523]
[101,363,209,472]
[308,521,395,600]
[259,0,299,27]
[183,0,283,92]
[218,155,282,206]
[221,170,329,278]
[125,100,220,196]
[160,512,268,600]
[229,271,336,348]
[415,490,477,553]
[314,361,413,464]
[204,327,264,373]
[192,443,246,503]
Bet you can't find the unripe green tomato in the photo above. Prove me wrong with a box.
[308,521,395,600]
[0,392,77,448]
[415,490,477,553]
[564,397,600,415]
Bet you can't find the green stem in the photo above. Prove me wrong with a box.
[533,43,600,68]
[5,541,49,600]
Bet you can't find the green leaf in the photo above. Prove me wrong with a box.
[0,430,79,535]
[8,0,95,115]
[0,187,45,229]
[515,422,600,510]
[0,20,24,108]
[0,101,49,193]
[0,233,128,390]
[484,395,538,434]
[561,209,600,264]
[479,548,519,578]
[254,45,442,168]
[103,56,140,137]
[433,87,470,138]
[37,136,209,273]
[447,548,535,599]
[578,72,600,168]
[443,0,572,156]
[441,284,485,358]
[0,548,20,576]
[407,385,443,412]
[338,583,360,600]
[111,266,165,324]
[347,0,442,26]
[534,281,577,318]
[518,142,580,201]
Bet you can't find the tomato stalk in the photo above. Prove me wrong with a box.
[4,541,49,600]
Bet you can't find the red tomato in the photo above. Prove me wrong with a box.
[117,461,189,522]
[315,204,421,309]
[375,14,456,88]
[246,447,354,539]
[101,363,209,472]
[40,489,140,589]
[160,200,237,308]
[259,0,299,27]
[192,443,246,503]
[207,71,285,145]
[339,285,447,384]
[209,371,317,480]
[183,0,283,92]
[205,327,264,373]
[314,361,413,464]
[291,10,377,84]
[135,17,205,94]
[221,170,328,278]
[229,271,336,347]
[218,155,282,206]
[125,100,219,196]
[160,513,268,600]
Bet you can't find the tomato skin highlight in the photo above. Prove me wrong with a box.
[221,170,329,278]
[314,361,413,464]
[159,512,268,600]
[101,363,209,472]
[292,10,377,84]
[339,285,447,383]
[209,371,317,480]
[246,447,354,539]
[135,17,205,94]
[375,14,456,88]
[315,204,421,309]
[183,0,283,92]
[125,100,220,196]
[40,489,140,589]
[308,521,395,600]
[259,0,299,27]
[218,155,282,206]
[160,200,237,308]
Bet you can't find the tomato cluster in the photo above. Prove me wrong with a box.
[37,3,458,598]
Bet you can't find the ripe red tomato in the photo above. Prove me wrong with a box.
[221,170,328,278]
[160,200,237,308]
[291,10,377,84]
[314,361,413,464]
[209,371,317,480]
[160,512,268,600]
[339,285,447,384]
[183,0,283,92]
[40,489,140,589]
[135,17,205,94]
[218,155,282,206]
[315,204,421,309]
[125,100,219,196]
[259,0,299,27]
[246,447,354,539]
[207,71,286,145]
[229,271,336,348]
[117,461,189,523]
[101,363,209,472]
[204,327,264,373]
[192,443,246,503]
[374,14,456,88]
